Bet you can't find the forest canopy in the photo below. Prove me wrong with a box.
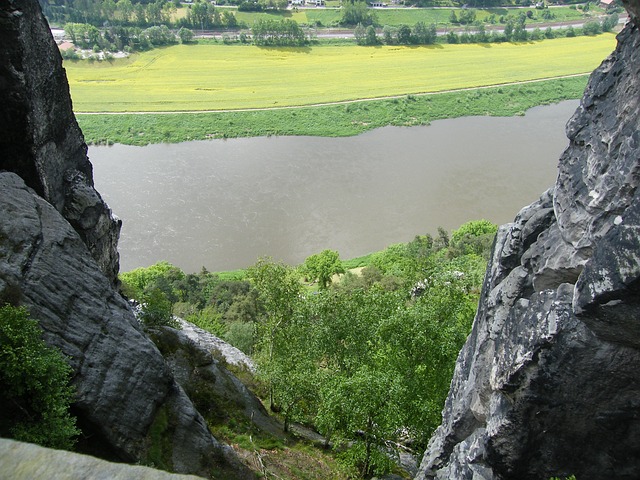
[120,220,497,476]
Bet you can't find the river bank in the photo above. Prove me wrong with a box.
[78,75,588,146]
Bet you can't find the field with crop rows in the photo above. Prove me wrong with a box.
[65,34,616,112]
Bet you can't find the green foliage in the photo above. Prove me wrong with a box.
[0,305,79,450]
[186,305,226,336]
[143,405,173,471]
[601,13,619,33]
[247,257,303,409]
[341,0,377,26]
[449,219,498,259]
[224,321,256,355]
[121,219,491,477]
[317,365,400,478]
[302,249,345,289]
[120,260,184,300]
[252,18,308,46]
[140,288,180,329]
[177,27,195,44]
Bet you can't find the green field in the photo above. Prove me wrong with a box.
[208,5,605,28]
[65,34,616,112]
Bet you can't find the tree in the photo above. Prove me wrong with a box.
[382,25,395,44]
[302,249,345,289]
[412,21,437,44]
[317,365,401,477]
[310,288,404,477]
[354,22,367,45]
[0,305,79,450]
[341,0,376,27]
[252,18,307,46]
[458,8,476,25]
[378,266,476,447]
[601,13,619,32]
[140,288,180,328]
[396,24,412,44]
[247,257,302,409]
[119,0,134,24]
[582,20,602,36]
[178,27,195,43]
[365,25,378,45]
[503,18,514,41]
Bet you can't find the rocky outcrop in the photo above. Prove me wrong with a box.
[0,173,252,478]
[0,1,253,477]
[149,325,282,439]
[0,0,120,285]
[417,14,640,480]
[0,438,204,480]
[176,318,256,373]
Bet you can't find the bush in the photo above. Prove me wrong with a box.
[601,13,619,32]
[224,321,256,354]
[582,20,602,35]
[0,305,79,450]
[140,289,180,329]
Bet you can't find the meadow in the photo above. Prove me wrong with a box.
[65,34,616,113]
[208,5,603,28]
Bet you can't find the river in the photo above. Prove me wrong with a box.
[90,100,578,273]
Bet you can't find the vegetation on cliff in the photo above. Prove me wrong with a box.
[0,305,79,450]
[120,220,496,477]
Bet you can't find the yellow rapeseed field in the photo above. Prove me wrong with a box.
[65,35,617,112]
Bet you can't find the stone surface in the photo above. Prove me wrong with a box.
[176,317,256,373]
[0,0,120,285]
[417,15,640,480]
[0,173,252,478]
[0,438,204,480]
[149,325,283,439]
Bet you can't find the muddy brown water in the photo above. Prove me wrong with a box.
[90,100,578,273]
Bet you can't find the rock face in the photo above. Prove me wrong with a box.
[176,318,256,373]
[0,172,251,478]
[0,0,120,285]
[0,1,253,477]
[149,324,283,439]
[417,15,640,480]
[0,438,204,480]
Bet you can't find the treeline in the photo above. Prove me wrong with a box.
[356,11,620,46]
[64,22,190,52]
[40,0,241,29]
[251,18,308,46]
[121,220,497,477]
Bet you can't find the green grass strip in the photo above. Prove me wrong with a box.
[77,75,588,145]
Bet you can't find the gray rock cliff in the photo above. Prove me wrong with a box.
[0,172,252,478]
[0,438,204,480]
[417,10,640,480]
[0,1,253,477]
[0,0,120,285]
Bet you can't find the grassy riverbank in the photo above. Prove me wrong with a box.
[78,75,588,145]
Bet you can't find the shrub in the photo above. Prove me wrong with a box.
[0,305,79,449]
[224,321,256,354]
[140,289,180,329]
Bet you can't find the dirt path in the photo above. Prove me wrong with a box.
[74,73,590,116]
